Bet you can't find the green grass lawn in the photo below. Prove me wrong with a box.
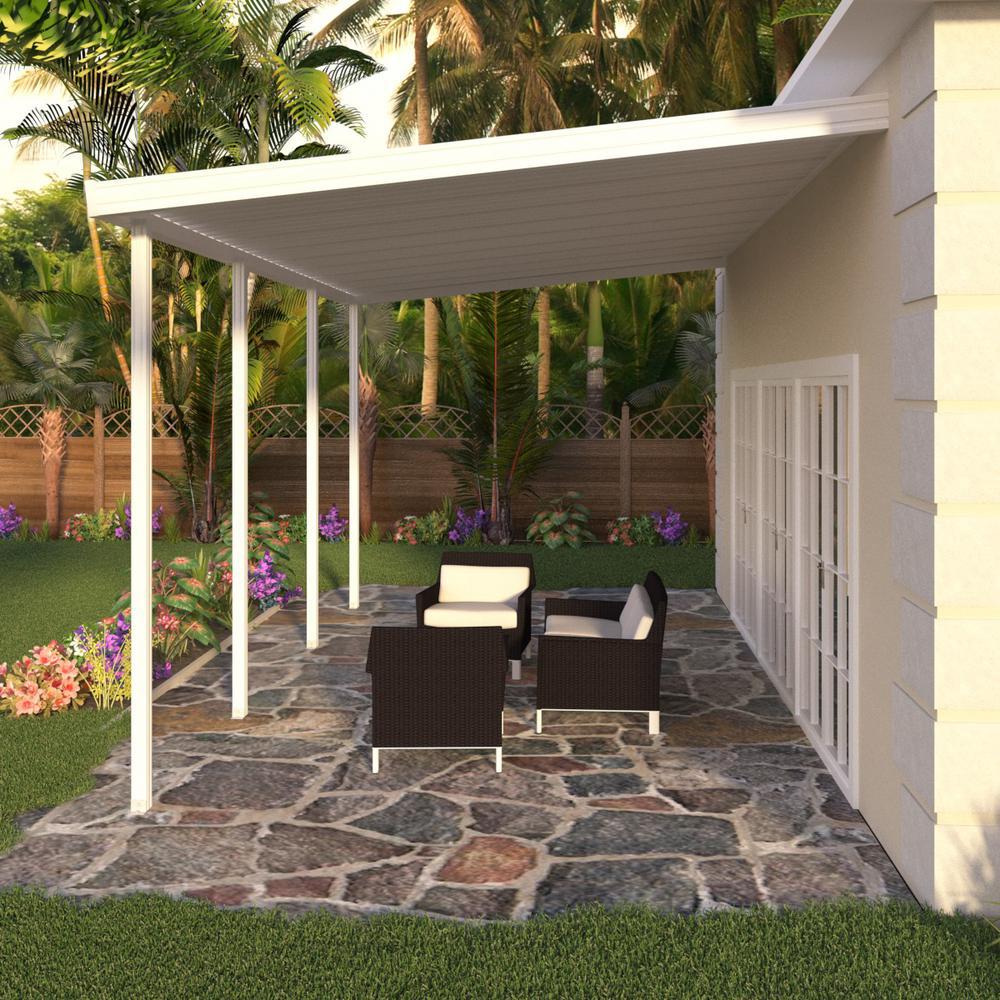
[0,708,129,853]
[0,894,996,999]
[0,540,713,854]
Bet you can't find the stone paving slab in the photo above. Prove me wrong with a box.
[0,586,915,919]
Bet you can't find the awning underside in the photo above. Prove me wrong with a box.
[86,95,888,302]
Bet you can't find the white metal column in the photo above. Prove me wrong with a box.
[130,225,153,814]
[231,262,249,719]
[348,303,360,609]
[305,288,320,647]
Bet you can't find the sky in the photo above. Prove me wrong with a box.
[0,3,411,205]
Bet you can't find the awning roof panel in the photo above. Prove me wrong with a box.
[86,94,888,302]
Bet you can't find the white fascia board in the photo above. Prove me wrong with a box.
[85,95,887,224]
[777,0,933,105]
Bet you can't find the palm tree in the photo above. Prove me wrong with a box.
[0,306,113,535]
[325,300,420,534]
[585,281,604,425]
[373,0,484,417]
[441,290,549,543]
[635,0,826,111]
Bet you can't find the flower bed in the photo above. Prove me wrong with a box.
[607,508,694,546]
[392,500,488,546]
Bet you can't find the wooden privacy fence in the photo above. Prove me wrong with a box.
[0,402,709,534]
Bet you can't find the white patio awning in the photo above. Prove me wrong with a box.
[86,94,887,304]
[88,92,888,814]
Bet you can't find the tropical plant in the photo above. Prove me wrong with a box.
[0,305,112,535]
[415,496,455,544]
[325,300,419,534]
[526,491,596,549]
[441,291,550,543]
[114,554,221,666]
[373,0,484,415]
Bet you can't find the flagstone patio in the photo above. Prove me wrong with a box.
[0,586,913,919]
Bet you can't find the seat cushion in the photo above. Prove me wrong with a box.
[619,584,655,640]
[424,601,518,629]
[438,564,530,605]
[544,615,622,640]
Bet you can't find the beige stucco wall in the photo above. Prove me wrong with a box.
[717,3,1000,913]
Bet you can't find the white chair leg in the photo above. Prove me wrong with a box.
[510,659,521,681]
[648,711,660,735]
[535,709,542,734]
[371,747,380,773]
[495,747,502,773]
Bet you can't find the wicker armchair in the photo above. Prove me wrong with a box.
[366,625,508,773]
[415,551,535,679]
[535,571,668,735]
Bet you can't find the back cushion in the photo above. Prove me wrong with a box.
[439,564,531,605]
[619,584,655,640]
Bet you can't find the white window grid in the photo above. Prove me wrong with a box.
[729,359,858,804]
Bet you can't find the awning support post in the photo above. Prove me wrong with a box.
[130,224,153,814]
[306,288,320,647]
[231,262,249,719]
[349,303,360,609]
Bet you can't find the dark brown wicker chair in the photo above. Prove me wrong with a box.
[366,625,508,773]
[415,551,535,679]
[535,571,668,735]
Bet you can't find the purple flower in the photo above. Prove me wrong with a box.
[153,661,172,682]
[652,508,688,545]
[449,507,488,545]
[114,502,164,540]
[0,503,23,539]
[249,550,302,609]
[319,505,347,542]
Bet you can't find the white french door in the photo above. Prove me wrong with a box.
[729,357,859,804]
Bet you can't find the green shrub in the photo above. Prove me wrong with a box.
[526,492,596,550]
[415,498,455,545]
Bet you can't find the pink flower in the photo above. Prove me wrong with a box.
[0,663,6,678]
[57,662,77,679]
[50,693,71,710]
[62,679,80,698]
[14,696,40,716]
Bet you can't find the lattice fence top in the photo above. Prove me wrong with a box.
[630,404,707,440]
[249,405,349,440]
[545,404,620,440]
[0,402,705,440]
[0,404,95,438]
[380,405,472,439]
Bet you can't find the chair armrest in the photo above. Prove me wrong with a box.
[543,597,624,622]
[415,581,440,626]
[537,633,651,667]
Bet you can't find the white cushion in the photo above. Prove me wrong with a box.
[424,601,518,629]
[544,615,622,640]
[619,584,655,640]
[438,564,530,605]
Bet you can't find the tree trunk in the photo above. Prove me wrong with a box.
[359,371,379,536]
[84,156,131,389]
[702,403,716,540]
[420,298,440,417]
[771,7,799,94]
[537,288,551,403]
[414,18,440,418]
[586,281,604,436]
[39,407,67,538]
